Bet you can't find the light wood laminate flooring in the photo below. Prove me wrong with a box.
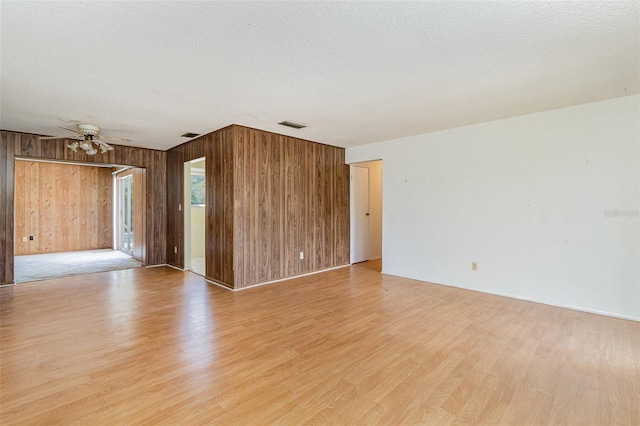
[1,263,638,424]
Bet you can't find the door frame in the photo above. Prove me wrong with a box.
[184,157,206,274]
[116,174,134,255]
[349,160,383,266]
[350,165,370,264]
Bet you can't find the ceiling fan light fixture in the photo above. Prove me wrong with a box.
[77,123,101,136]
[67,141,79,152]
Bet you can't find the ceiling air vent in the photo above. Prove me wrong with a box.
[181,132,200,138]
[278,121,306,129]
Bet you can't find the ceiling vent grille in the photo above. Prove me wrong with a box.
[278,121,306,129]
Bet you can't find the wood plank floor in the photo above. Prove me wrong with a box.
[1,263,638,425]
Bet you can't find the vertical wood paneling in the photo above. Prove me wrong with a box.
[0,133,16,284]
[14,134,41,157]
[40,140,64,159]
[146,150,167,265]
[233,126,245,284]
[134,168,146,262]
[14,161,113,255]
[165,149,184,268]
[1,130,167,282]
[165,136,206,269]
[232,126,350,288]
[166,128,234,284]
[205,128,235,287]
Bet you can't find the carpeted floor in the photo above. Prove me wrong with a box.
[14,249,142,283]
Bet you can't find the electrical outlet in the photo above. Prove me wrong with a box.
[174,246,178,254]
[299,252,304,260]
[471,262,478,271]
[22,237,27,242]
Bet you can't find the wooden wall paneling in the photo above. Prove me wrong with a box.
[132,168,146,262]
[304,139,315,273]
[276,134,287,278]
[289,136,299,277]
[102,168,112,248]
[145,150,167,266]
[1,133,16,283]
[39,139,64,159]
[39,163,54,253]
[3,126,348,287]
[165,149,184,268]
[205,128,235,287]
[33,162,44,253]
[314,143,324,271]
[138,168,147,264]
[1,130,167,281]
[256,130,267,282]
[325,147,335,267]
[57,164,70,253]
[14,134,41,157]
[233,126,245,285]
[13,160,27,254]
[66,166,77,251]
[232,126,349,288]
[165,134,208,270]
[279,139,297,275]
[82,166,92,249]
[115,146,143,168]
[184,137,205,163]
[337,148,350,265]
[263,131,278,283]
[223,130,235,286]
[14,161,112,255]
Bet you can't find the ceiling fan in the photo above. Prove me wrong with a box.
[39,124,132,155]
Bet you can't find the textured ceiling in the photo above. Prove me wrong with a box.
[1,1,638,151]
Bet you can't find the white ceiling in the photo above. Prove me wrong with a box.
[1,1,638,151]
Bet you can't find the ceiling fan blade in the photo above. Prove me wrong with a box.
[58,126,83,135]
[57,117,82,124]
[97,140,114,151]
[39,136,66,140]
[99,135,134,143]
[39,135,82,141]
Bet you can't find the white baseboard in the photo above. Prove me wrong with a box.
[233,264,351,292]
[204,278,234,291]
[381,269,640,323]
[163,264,185,271]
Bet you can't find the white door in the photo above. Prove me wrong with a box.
[351,165,370,263]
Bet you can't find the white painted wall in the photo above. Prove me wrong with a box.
[346,95,640,320]
[191,206,206,256]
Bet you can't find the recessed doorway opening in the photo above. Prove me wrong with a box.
[184,157,206,276]
[350,160,382,271]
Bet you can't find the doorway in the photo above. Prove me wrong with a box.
[117,174,133,255]
[114,167,146,262]
[13,159,144,283]
[350,161,383,267]
[184,158,206,276]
